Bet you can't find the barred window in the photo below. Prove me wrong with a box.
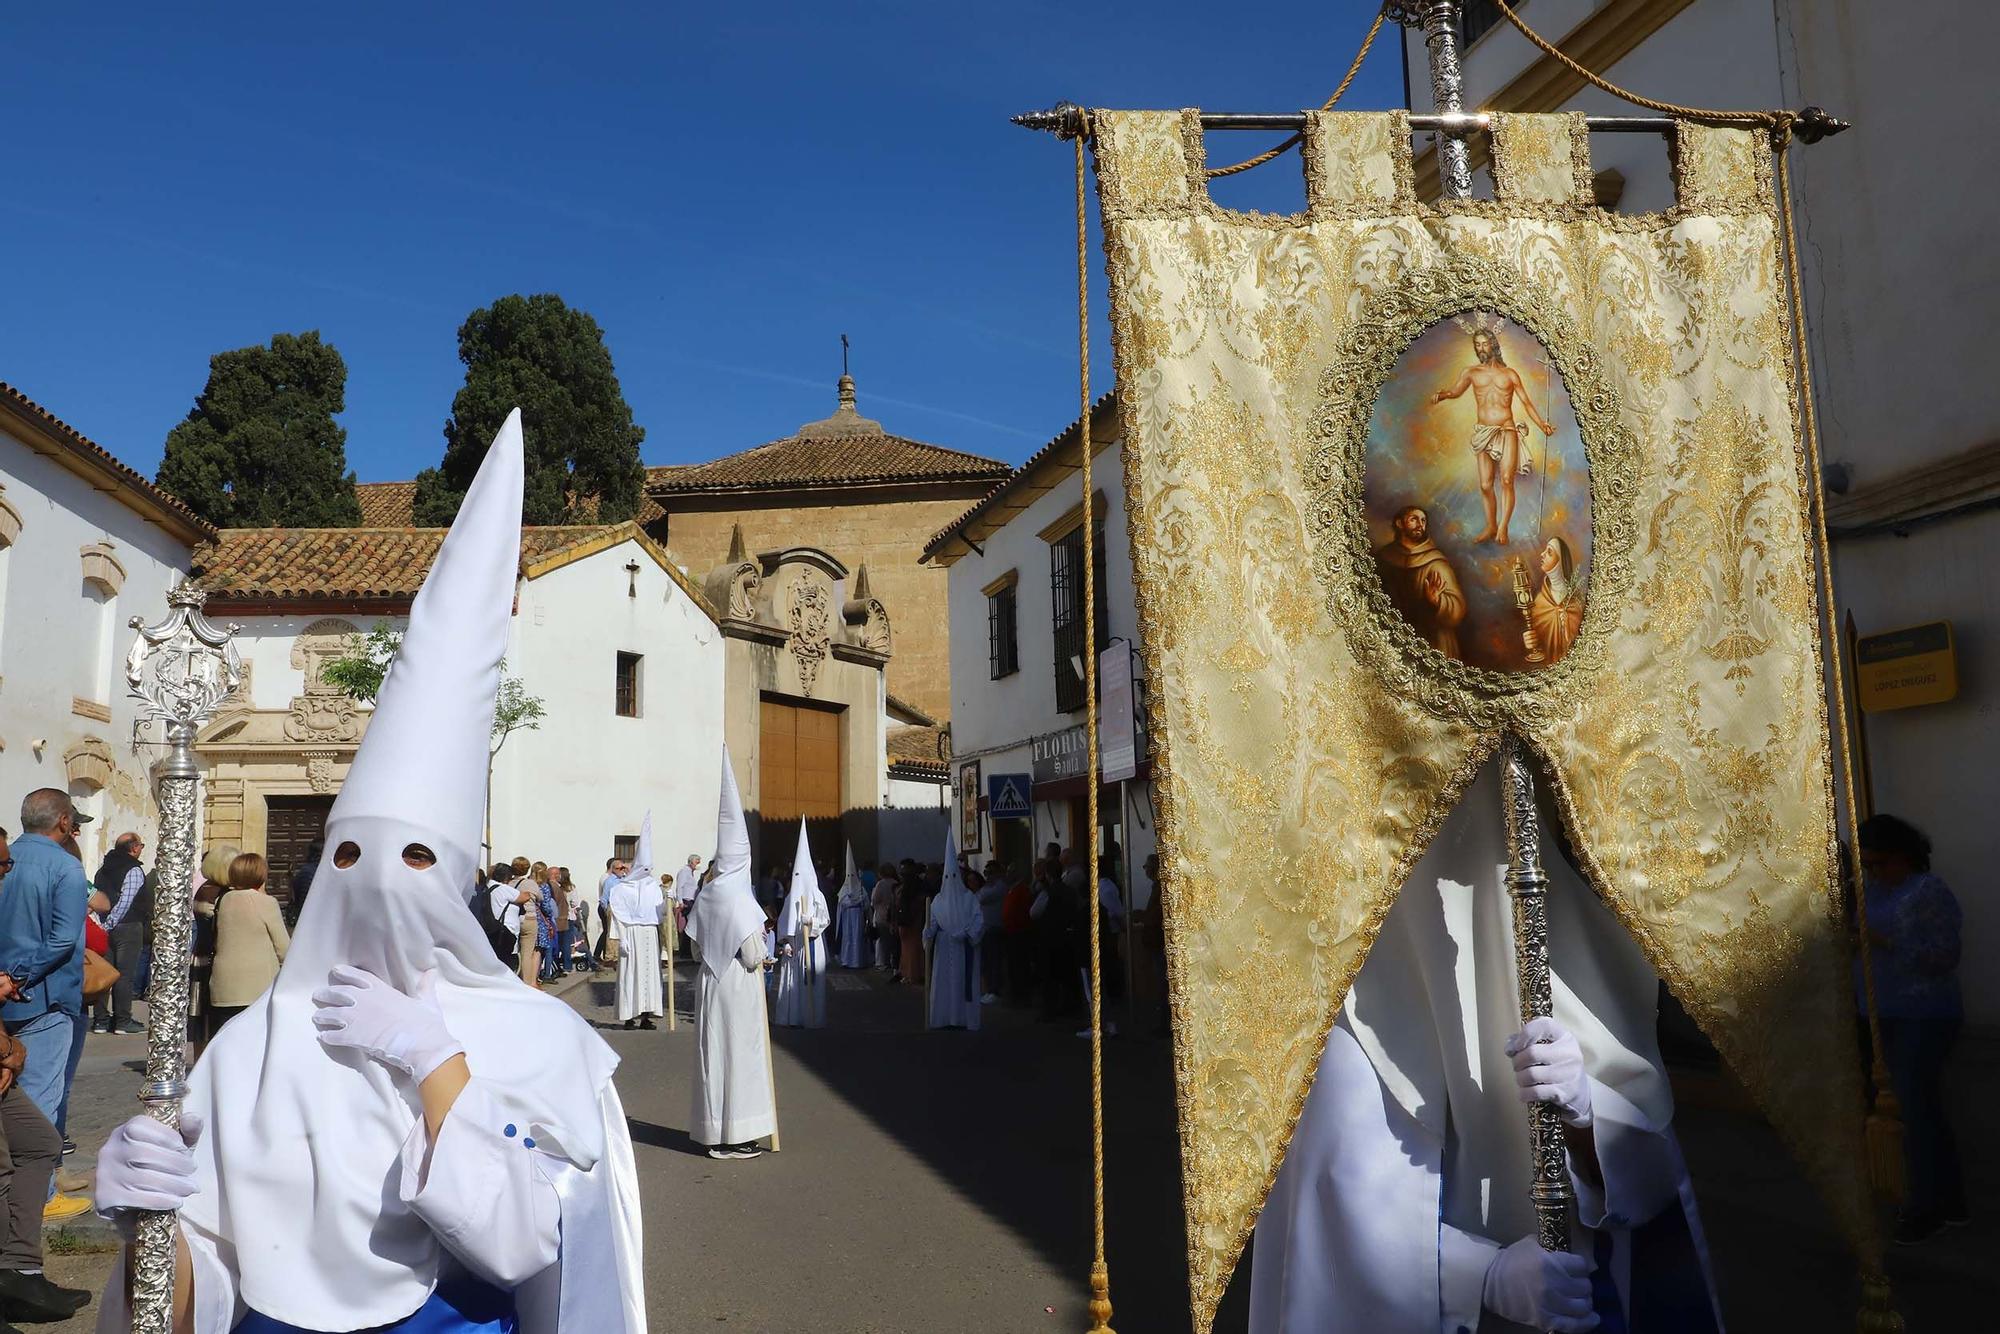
[615,651,642,717]
[988,583,1020,679]
[1049,516,1108,715]
[1460,0,1523,48]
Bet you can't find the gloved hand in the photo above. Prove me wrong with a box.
[1482,1234,1599,1332]
[1507,1015,1593,1128]
[95,1114,202,1238]
[311,966,464,1084]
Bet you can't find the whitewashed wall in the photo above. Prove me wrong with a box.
[0,429,196,862]
[941,433,1157,903]
[492,539,725,916]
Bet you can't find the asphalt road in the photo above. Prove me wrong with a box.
[41,966,1992,1332]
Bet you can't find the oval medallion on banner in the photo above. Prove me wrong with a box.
[1361,311,1591,675]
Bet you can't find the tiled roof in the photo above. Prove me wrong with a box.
[0,381,217,542]
[649,436,1009,495]
[647,379,1009,496]
[352,479,661,528]
[355,481,416,526]
[193,525,617,603]
[886,724,947,767]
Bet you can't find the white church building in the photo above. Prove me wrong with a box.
[0,377,942,914]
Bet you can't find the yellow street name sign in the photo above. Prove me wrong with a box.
[1855,620,1957,713]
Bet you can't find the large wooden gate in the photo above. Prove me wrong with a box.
[757,696,842,879]
[265,794,335,910]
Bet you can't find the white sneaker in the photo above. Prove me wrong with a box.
[706,1146,733,1160]
[979,993,998,1004]
[726,1144,766,1160]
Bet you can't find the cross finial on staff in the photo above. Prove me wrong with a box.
[840,333,850,377]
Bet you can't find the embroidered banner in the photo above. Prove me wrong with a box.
[1092,109,1874,1327]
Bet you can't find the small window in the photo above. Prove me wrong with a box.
[614,651,642,717]
[988,582,1020,679]
[1049,515,1108,715]
[613,835,638,865]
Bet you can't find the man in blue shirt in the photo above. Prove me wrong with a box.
[0,791,88,1134]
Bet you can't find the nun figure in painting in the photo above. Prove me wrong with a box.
[91,411,646,1334]
[1250,765,1719,1334]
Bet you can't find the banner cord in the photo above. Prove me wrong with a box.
[1204,11,1387,179]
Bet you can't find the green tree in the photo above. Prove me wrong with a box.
[157,332,362,527]
[411,294,646,526]
[323,623,548,851]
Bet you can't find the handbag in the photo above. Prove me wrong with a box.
[82,948,121,1003]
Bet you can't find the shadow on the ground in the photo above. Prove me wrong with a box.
[625,1117,712,1158]
[764,965,1253,1331]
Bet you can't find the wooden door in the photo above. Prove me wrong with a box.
[265,795,335,910]
[758,697,842,881]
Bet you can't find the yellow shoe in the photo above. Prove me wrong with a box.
[42,1193,91,1222]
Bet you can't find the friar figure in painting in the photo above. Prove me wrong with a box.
[1432,317,1555,546]
[1374,506,1467,660]
[1530,535,1586,666]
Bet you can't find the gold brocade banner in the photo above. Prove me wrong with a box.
[1092,109,1876,1328]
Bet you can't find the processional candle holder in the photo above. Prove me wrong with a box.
[123,578,241,1334]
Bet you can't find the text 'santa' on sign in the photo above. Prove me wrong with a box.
[1855,620,1957,713]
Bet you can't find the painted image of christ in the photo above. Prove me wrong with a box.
[1359,312,1592,676]
[1430,321,1555,546]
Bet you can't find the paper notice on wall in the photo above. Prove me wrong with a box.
[1099,643,1136,783]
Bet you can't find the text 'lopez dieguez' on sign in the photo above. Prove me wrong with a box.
[1855,620,1957,713]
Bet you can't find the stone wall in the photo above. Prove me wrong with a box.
[653,487,987,721]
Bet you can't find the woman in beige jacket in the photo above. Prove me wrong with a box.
[209,851,290,1029]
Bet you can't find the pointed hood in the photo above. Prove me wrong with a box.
[179,408,622,1330]
[609,810,664,926]
[688,745,766,973]
[836,843,867,907]
[779,818,829,938]
[931,826,981,935]
[330,407,524,883]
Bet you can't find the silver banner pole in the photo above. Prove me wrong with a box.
[124,580,241,1333]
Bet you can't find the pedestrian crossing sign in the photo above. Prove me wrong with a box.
[987,773,1032,820]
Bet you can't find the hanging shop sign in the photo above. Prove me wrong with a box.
[1031,724,1090,792]
[987,772,1033,820]
[1855,620,1957,713]
[1099,643,1138,783]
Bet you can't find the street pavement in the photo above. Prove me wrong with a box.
[38,966,1991,1331]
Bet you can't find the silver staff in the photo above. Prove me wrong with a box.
[124,579,241,1334]
[1500,736,1573,1253]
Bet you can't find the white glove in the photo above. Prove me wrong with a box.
[95,1114,202,1238]
[311,965,464,1084]
[1482,1235,1599,1333]
[1507,1015,1593,1127]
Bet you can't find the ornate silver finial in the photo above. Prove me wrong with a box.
[126,578,242,746]
[1011,102,1088,140]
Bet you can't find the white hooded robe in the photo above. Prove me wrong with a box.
[609,812,666,1022]
[1248,763,1718,1333]
[834,847,869,969]
[923,832,986,1031]
[98,411,646,1334]
[685,750,776,1146]
[773,820,830,1029]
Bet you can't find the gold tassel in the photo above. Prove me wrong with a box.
[1863,1062,1905,1204]
[1857,1271,1904,1332]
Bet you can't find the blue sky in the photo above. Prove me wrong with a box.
[1,3,1406,483]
